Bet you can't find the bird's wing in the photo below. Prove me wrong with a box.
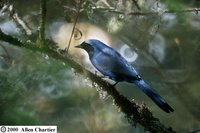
[92,48,139,81]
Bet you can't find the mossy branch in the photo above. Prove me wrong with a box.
[0,29,175,133]
[0,29,23,46]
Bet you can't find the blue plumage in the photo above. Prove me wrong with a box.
[75,39,174,113]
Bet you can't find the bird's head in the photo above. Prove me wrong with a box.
[75,39,108,57]
[75,39,102,57]
[75,40,93,52]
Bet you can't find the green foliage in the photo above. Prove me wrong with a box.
[163,0,188,10]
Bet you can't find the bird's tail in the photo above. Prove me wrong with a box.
[133,79,174,113]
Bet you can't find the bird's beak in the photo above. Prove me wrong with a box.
[75,44,82,48]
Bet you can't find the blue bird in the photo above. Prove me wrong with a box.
[75,39,174,113]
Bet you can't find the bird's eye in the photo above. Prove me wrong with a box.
[137,75,141,79]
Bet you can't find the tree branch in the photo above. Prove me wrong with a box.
[90,6,200,16]
[0,29,23,46]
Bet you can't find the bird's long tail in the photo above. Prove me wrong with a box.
[133,79,174,113]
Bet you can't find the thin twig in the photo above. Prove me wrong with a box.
[39,0,47,46]
[65,0,83,54]
[91,7,200,15]
[132,0,141,11]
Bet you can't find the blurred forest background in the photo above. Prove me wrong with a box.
[0,0,200,132]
